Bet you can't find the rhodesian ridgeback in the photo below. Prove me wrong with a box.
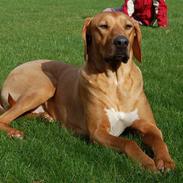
[0,12,175,171]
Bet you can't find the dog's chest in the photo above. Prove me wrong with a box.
[105,108,139,136]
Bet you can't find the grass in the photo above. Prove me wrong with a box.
[0,0,182,182]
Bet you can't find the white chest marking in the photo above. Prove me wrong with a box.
[105,108,139,137]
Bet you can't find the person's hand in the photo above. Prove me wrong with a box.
[130,17,142,25]
[159,25,168,29]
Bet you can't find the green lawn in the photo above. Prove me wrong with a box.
[0,0,183,182]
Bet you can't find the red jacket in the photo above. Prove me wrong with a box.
[122,0,168,27]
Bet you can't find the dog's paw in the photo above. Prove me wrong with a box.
[155,158,175,172]
[143,159,158,172]
[7,129,24,139]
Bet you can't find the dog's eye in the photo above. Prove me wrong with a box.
[125,24,133,30]
[99,24,109,29]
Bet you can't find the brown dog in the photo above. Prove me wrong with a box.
[0,12,175,171]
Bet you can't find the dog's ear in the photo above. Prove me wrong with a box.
[82,17,92,61]
[132,21,142,62]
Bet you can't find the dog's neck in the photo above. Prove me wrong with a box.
[85,49,107,74]
[85,49,134,81]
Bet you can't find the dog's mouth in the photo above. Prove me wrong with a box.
[105,52,129,71]
[105,52,129,64]
[113,54,129,63]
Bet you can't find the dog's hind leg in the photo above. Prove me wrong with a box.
[0,87,55,138]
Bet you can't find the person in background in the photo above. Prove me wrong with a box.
[104,0,168,28]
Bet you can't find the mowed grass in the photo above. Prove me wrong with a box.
[0,0,182,182]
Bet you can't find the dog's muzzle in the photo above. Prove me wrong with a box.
[113,35,129,48]
[113,35,129,63]
[105,35,129,64]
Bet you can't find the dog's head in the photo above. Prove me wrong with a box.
[82,12,142,69]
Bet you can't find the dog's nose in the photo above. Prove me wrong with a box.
[113,36,129,48]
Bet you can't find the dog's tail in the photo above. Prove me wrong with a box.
[7,94,16,107]
[0,103,4,114]
[0,92,16,114]
[0,89,4,114]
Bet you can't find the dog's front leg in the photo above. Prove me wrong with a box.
[91,127,157,171]
[85,108,157,171]
[132,94,175,171]
[131,119,175,172]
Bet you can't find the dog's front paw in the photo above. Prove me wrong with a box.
[155,158,175,172]
[7,129,24,139]
[142,158,158,172]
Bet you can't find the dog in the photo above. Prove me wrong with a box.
[0,12,175,171]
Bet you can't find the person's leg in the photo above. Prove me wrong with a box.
[103,7,122,12]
